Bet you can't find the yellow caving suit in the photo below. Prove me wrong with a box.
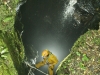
[35,51,58,75]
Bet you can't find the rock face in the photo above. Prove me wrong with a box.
[74,0,100,28]
[56,27,100,75]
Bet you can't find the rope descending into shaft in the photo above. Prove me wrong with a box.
[24,61,48,75]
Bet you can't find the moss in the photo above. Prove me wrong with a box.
[0,0,26,75]
[0,37,18,75]
[0,0,19,32]
[56,28,100,75]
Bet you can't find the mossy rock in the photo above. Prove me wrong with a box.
[0,0,18,31]
[0,0,26,75]
[0,38,18,75]
[56,28,100,75]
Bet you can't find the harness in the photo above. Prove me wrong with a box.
[45,52,52,65]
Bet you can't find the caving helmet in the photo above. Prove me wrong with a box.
[42,49,49,57]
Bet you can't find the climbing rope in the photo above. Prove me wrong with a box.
[25,61,48,75]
